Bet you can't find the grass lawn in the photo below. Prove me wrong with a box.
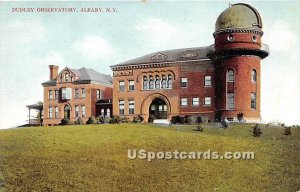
[0,123,299,192]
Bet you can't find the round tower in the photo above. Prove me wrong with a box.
[212,3,269,122]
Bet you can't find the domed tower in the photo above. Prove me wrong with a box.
[212,3,269,122]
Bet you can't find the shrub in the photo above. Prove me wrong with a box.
[133,116,141,123]
[75,117,84,125]
[237,112,244,122]
[196,116,203,124]
[60,117,71,125]
[96,116,105,124]
[109,115,121,124]
[283,126,291,135]
[194,125,203,132]
[148,115,154,123]
[122,117,129,123]
[138,115,144,123]
[86,116,97,124]
[171,116,180,124]
[252,124,262,137]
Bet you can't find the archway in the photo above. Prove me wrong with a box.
[149,98,167,119]
[64,105,70,120]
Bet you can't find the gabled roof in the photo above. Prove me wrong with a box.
[112,46,212,67]
[42,67,112,86]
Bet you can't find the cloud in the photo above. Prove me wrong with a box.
[72,36,113,61]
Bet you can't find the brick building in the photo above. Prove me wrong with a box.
[111,3,269,123]
[41,3,269,125]
[42,65,113,125]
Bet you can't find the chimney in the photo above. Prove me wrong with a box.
[49,65,59,80]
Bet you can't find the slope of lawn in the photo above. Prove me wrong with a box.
[0,123,299,192]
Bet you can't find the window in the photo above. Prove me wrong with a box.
[48,90,53,100]
[62,88,72,100]
[155,76,160,89]
[251,70,257,83]
[75,89,79,99]
[227,70,234,82]
[143,76,148,90]
[49,107,53,119]
[181,98,188,106]
[81,88,86,99]
[227,34,234,42]
[181,77,187,87]
[167,75,172,89]
[161,75,167,89]
[97,89,103,100]
[252,35,257,42]
[204,97,211,106]
[129,80,135,91]
[251,93,256,109]
[65,73,69,82]
[149,76,154,89]
[81,105,86,117]
[227,93,234,110]
[75,106,79,118]
[107,108,111,117]
[192,97,200,106]
[55,106,58,118]
[119,100,125,115]
[101,109,105,116]
[205,76,212,87]
[119,81,125,92]
[55,90,59,100]
[129,100,134,115]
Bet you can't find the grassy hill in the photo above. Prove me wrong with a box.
[0,123,299,192]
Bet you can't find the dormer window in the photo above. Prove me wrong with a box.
[65,73,69,82]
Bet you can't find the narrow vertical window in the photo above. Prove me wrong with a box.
[129,100,134,115]
[55,90,59,100]
[155,76,160,89]
[227,93,234,110]
[81,105,86,117]
[129,80,135,91]
[81,88,86,99]
[227,70,234,82]
[251,69,257,83]
[204,76,212,87]
[107,108,111,117]
[251,93,256,109]
[75,89,79,99]
[119,100,125,115]
[149,76,154,89]
[143,76,148,90]
[49,90,53,100]
[180,77,188,87]
[49,107,53,119]
[75,106,79,118]
[55,106,58,118]
[119,81,125,92]
[97,89,102,100]
[161,75,167,89]
[167,75,172,89]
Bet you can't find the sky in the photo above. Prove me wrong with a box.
[0,1,299,129]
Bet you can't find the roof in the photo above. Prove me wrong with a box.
[112,46,212,67]
[215,3,262,32]
[26,102,43,110]
[42,67,112,86]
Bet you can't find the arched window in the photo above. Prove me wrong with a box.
[155,76,160,89]
[107,108,111,117]
[143,76,148,90]
[161,75,167,89]
[227,70,234,82]
[149,76,154,89]
[65,73,69,82]
[101,109,104,116]
[167,75,172,89]
[251,69,257,83]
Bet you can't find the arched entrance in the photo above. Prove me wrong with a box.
[64,105,70,120]
[149,98,167,119]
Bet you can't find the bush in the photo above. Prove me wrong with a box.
[252,124,262,137]
[96,116,105,124]
[109,115,121,124]
[86,116,97,124]
[60,117,71,125]
[122,117,129,123]
[237,112,244,122]
[148,115,154,123]
[133,116,141,123]
[138,115,144,123]
[283,126,291,135]
[194,125,203,132]
[75,117,84,125]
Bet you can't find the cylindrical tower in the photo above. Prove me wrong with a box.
[212,3,269,122]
